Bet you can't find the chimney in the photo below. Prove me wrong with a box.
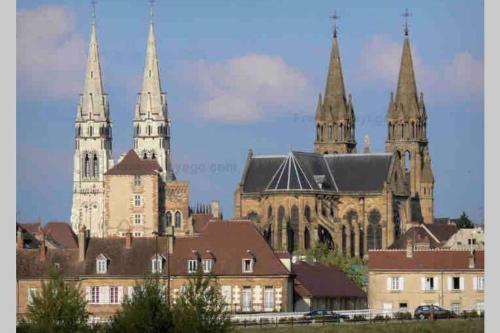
[468,250,475,269]
[406,239,413,258]
[39,239,47,262]
[78,226,87,262]
[125,231,132,249]
[17,229,24,249]
[211,200,221,219]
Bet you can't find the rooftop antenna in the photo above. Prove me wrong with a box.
[402,8,412,36]
[330,10,340,38]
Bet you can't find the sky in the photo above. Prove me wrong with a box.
[16,0,484,224]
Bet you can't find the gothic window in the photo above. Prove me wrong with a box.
[328,126,333,139]
[350,228,356,257]
[400,123,404,139]
[76,126,81,138]
[175,211,181,228]
[84,154,90,178]
[166,211,172,227]
[290,205,299,251]
[346,210,357,225]
[147,125,152,136]
[89,126,93,137]
[404,151,411,173]
[341,225,347,254]
[316,125,320,141]
[92,155,99,178]
[277,206,285,250]
[304,205,311,223]
[367,209,382,250]
[267,205,272,219]
[339,123,344,141]
[135,125,140,136]
[304,227,311,250]
[388,122,392,139]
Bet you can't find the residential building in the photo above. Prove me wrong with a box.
[389,224,458,249]
[443,227,484,250]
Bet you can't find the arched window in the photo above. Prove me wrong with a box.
[166,212,172,227]
[290,205,299,251]
[304,228,311,250]
[147,125,152,136]
[367,209,382,250]
[76,126,81,138]
[339,123,344,141]
[84,154,90,178]
[316,125,320,141]
[92,155,99,178]
[89,126,93,137]
[136,126,140,136]
[277,206,285,250]
[304,205,311,223]
[346,210,357,224]
[404,151,411,173]
[400,123,404,139]
[342,225,347,254]
[328,126,333,139]
[175,211,181,228]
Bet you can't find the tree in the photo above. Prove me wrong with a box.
[456,212,474,229]
[19,271,90,333]
[107,275,173,333]
[172,269,232,333]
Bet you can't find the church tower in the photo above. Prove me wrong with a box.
[133,8,175,181]
[314,23,356,154]
[70,10,113,237]
[385,24,434,224]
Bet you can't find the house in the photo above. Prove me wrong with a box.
[443,227,484,250]
[368,244,484,314]
[389,224,458,249]
[293,261,366,312]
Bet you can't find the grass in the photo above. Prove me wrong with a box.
[235,318,484,333]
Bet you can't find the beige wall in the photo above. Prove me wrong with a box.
[104,174,159,237]
[368,270,484,313]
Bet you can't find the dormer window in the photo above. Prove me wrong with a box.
[152,254,164,273]
[96,254,108,274]
[187,259,198,274]
[242,259,253,273]
[202,259,214,273]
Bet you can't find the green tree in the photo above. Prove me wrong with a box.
[172,269,232,333]
[107,275,173,333]
[456,212,474,229]
[19,271,90,333]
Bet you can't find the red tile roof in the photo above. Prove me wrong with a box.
[368,250,484,271]
[192,213,213,233]
[105,150,161,176]
[292,262,366,299]
[44,222,78,248]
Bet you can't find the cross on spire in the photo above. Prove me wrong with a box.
[402,8,412,36]
[91,0,96,25]
[330,10,340,38]
[149,0,155,23]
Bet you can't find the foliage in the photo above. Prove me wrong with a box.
[456,211,474,229]
[172,268,232,333]
[302,242,367,289]
[350,315,367,322]
[20,271,90,333]
[394,311,413,320]
[107,275,173,333]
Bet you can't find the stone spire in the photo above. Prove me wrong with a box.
[394,34,419,117]
[135,19,165,119]
[323,34,347,118]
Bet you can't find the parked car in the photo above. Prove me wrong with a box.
[414,305,456,319]
[303,310,349,322]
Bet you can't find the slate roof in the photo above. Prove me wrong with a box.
[368,250,484,271]
[105,150,161,176]
[292,262,366,299]
[241,151,393,194]
[17,221,289,279]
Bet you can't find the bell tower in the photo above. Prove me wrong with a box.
[314,13,356,154]
[385,14,434,224]
[70,4,113,237]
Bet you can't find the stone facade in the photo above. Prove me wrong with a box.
[165,181,192,234]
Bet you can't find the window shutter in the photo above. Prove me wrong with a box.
[434,276,439,291]
[387,277,391,291]
[460,277,465,291]
[118,286,124,303]
[100,286,109,304]
[399,277,404,291]
[447,277,452,290]
[128,286,134,300]
[85,287,91,302]
[421,277,426,291]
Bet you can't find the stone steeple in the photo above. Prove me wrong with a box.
[314,31,356,154]
[386,28,434,224]
[133,8,175,181]
[71,7,113,237]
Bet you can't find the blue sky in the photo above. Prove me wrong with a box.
[17,0,484,223]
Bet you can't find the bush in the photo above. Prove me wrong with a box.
[394,312,412,320]
[372,314,386,321]
[350,314,367,322]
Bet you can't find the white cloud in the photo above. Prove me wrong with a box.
[17,5,86,100]
[357,34,483,105]
[179,54,312,123]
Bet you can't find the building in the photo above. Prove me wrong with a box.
[16,221,293,321]
[389,224,458,249]
[233,25,435,256]
[368,246,484,314]
[293,261,366,312]
[443,227,484,250]
[17,222,78,249]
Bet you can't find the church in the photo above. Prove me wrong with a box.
[233,25,435,257]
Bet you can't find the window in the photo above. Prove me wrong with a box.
[388,277,403,291]
[96,256,107,274]
[202,259,214,273]
[242,287,252,312]
[27,288,37,305]
[134,175,142,186]
[264,287,274,311]
[133,232,143,237]
[175,211,181,228]
[91,287,100,304]
[152,255,163,273]
[166,211,172,227]
[187,260,198,273]
[109,286,119,304]
[134,194,142,207]
[476,276,485,291]
[399,303,408,311]
[452,277,461,290]
[242,259,253,273]
[425,277,435,291]
[134,214,143,225]
[221,286,231,307]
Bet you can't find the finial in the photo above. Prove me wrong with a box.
[330,10,340,38]
[91,0,96,26]
[402,8,412,36]
[149,0,155,24]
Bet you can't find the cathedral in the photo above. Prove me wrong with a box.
[234,26,435,257]
[70,10,186,238]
